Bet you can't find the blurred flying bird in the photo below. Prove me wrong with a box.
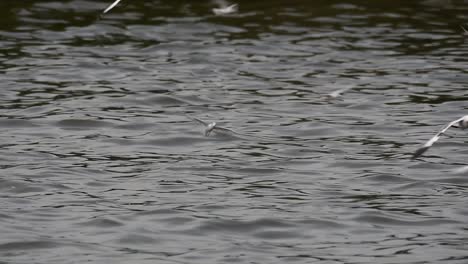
[412,115,468,159]
[212,0,238,15]
[189,116,301,145]
[190,117,237,137]
[326,86,354,99]
[103,0,122,14]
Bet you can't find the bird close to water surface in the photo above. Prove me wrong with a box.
[412,115,468,159]
[102,0,122,14]
[325,85,354,99]
[212,0,238,15]
[190,117,238,137]
[102,0,238,15]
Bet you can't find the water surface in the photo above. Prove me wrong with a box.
[1,0,468,263]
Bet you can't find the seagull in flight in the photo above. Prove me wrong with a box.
[412,115,468,159]
[190,117,237,137]
[189,116,297,144]
[102,0,122,14]
[212,0,238,15]
[326,86,354,99]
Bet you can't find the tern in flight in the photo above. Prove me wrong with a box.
[326,86,354,99]
[412,115,468,159]
[191,117,237,137]
[212,0,238,15]
[103,0,122,14]
[102,0,237,16]
[189,116,294,143]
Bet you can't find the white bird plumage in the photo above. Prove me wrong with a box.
[103,0,122,14]
[102,0,238,16]
[412,115,468,159]
[191,117,236,137]
[326,86,354,99]
[212,0,238,15]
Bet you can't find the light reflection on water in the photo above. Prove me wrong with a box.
[1,0,468,263]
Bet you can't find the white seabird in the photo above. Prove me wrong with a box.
[191,117,237,137]
[326,86,354,99]
[189,116,293,143]
[212,0,238,15]
[412,115,468,159]
[103,0,122,14]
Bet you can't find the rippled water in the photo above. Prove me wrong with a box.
[1,0,468,263]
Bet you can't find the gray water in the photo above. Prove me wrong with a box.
[1,0,468,263]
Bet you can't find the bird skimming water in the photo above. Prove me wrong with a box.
[212,0,238,15]
[102,0,122,14]
[326,85,354,99]
[191,117,237,137]
[102,0,237,16]
[412,115,468,159]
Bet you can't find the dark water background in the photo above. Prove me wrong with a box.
[1,0,468,263]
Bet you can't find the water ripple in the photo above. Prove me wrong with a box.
[1,0,468,263]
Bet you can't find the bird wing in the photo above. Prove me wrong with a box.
[190,117,209,127]
[213,4,238,15]
[329,86,353,97]
[213,126,237,135]
[189,117,217,136]
[412,116,465,159]
[103,0,122,14]
[227,4,238,11]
